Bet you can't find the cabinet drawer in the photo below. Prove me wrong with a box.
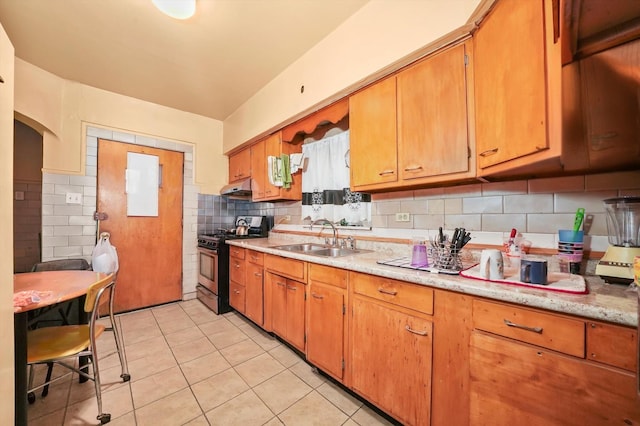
[265,254,307,283]
[351,271,433,315]
[587,321,637,372]
[473,299,585,357]
[230,246,245,260]
[247,250,263,266]
[229,258,245,285]
[309,263,347,289]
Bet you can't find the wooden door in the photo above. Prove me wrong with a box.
[245,263,264,325]
[228,147,251,182]
[229,281,245,314]
[97,139,183,313]
[474,0,548,168]
[470,331,640,425]
[351,296,432,426]
[349,76,398,191]
[250,139,265,200]
[307,281,345,379]
[397,43,469,180]
[286,280,306,352]
[270,273,287,338]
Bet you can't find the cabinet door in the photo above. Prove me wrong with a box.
[307,281,345,380]
[229,281,245,314]
[229,256,245,287]
[263,132,282,200]
[474,0,549,169]
[351,295,432,426]
[245,263,264,326]
[470,331,640,426]
[250,139,266,200]
[349,76,398,190]
[397,42,470,181]
[581,40,640,169]
[228,148,251,182]
[270,273,288,338]
[286,280,306,352]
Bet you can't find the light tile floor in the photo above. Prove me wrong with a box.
[26,299,396,426]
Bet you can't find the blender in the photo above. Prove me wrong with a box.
[596,197,640,284]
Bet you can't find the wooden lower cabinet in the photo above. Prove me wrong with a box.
[268,271,306,352]
[350,293,433,426]
[307,264,348,381]
[229,281,245,313]
[245,262,263,325]
[229,248,246,313]
[470,331,640,426]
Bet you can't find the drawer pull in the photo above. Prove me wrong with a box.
[377,287,398,296]
[403,165,423,172]
[311,293,324,300]
[254,272,262,277]
[405,325,428,336]
[479,147,499,157]
[504,319,543,334]
[378,169,396,176]
[287,285,297,291]
[250,256,258,261]
[276,281,285,287]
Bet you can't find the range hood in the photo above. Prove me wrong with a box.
[220,178,252,197]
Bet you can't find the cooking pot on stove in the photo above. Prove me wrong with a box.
[235,219,249,236]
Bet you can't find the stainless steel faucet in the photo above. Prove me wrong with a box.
[311,218,338,246]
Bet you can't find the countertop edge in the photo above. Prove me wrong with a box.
[228,238,638,327]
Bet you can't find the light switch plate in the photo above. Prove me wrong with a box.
[66,192,82,204]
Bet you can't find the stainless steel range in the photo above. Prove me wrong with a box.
[196,215,270,313]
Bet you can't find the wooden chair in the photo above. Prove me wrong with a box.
[26,274,130,424]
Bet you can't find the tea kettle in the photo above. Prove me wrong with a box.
[235,219,249,236]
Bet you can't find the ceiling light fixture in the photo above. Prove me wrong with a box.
[152,0,196,20]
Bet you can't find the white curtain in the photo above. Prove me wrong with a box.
[301,130,371,226]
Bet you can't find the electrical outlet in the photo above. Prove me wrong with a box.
[65,192,82,204]
[395,212,410,222]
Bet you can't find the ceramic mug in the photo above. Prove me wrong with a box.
[480,249,504,280]
[520,257,548,285]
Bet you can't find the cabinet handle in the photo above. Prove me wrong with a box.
[479,148,499,157]
[250,256,258,261]
[234,263,240,268]
[403,165,423,172]
[503,319,543,334]
[276,281,285,287]
[254,272,262,277]
[405,325,428,336]
[377,287,397,296]
[378,169,396,176]
[287,285,297,291]
[311,293,324,300]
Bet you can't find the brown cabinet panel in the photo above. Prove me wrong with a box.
[349,76,399,190]
[351,295,432,426]
[351,271,433,315]
[265,254,307,283]
[245,263,264,326]
[228,148,251,182]
[250,139,266,199]
[286,280,306,352]
[470,331,640,425]
[473,299,585,357]
[397,43,470,180]
[307,277,346,380]
[270,273,287,338]
[229,257,245,288]
[587,321,638,372]
[229,281,245,314]
[308,263,347,289]
[474,0,550,169]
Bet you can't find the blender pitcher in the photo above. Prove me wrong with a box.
[596,197,640,284]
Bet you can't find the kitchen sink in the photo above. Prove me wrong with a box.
[271,243,371,258]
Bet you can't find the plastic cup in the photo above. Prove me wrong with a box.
[558,229,584,243]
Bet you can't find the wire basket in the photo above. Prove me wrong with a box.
[430,245,463,272]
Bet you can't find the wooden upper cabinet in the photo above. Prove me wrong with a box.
[251,132,302,202]
[228,147,251,182]
[474,0,562,175]
[397,41,472,183]
[349,76,399,191]
[250,139,266,199]
[350,39,474,192]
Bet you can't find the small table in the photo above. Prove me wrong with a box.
[13,270,114,426]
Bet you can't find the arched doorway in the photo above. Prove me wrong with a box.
[13,119,42,272]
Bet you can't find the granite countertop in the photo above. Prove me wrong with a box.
[227,237,639,327]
